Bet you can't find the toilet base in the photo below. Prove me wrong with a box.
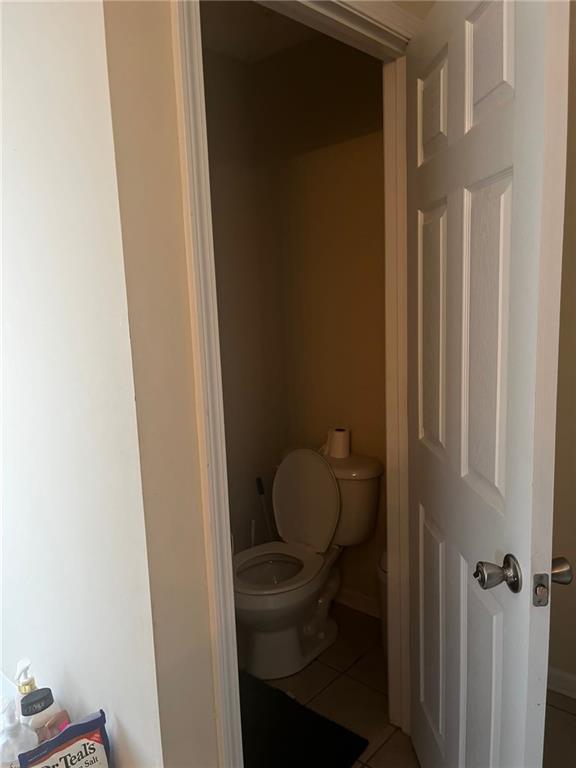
[247,617,337,680]
[243,567,341,680]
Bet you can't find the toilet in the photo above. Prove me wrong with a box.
[234,447,382,680]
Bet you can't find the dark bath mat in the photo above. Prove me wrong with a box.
[239,670,368,767]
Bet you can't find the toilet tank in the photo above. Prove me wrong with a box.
[325,454,383,546]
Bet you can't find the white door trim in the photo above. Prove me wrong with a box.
[383,55,410,734]
[171,4,243,765]
[171,2,413,764]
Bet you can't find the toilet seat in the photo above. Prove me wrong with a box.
[234,542,324,596]
[234,450,341,598]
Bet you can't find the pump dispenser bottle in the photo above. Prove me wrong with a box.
[14,661,36,720]
[20,689,70,743]
[15,660,36,695]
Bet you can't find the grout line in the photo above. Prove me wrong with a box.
[301,661,399,767]
[344,670,389,699]
[319,655,364,674]
[320,638,382,675]
[316,659,340,672]
[316,657,345,673]
[362,725,398,766]
[303,667,346,706]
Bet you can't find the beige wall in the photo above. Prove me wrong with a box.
[2,2,163,765]
[260,35,385,602]
[204,20,385,605]
[549,9,576,683]
[283,132,386,601]
[202,48,289,552]
[394,1,434,20]
[104,3,218,766]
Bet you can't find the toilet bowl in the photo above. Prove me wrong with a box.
[235,541,341,679]
[233,447,382,680]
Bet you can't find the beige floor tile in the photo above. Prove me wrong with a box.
[320,603,382,671]
[347,645,388,694]
[332,602,381,638]
[308,675,395,762]
[547,689,576,716]
[267,660,339,705]
[368,730,420,768]
[543,704,576,768]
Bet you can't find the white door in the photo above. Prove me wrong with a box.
[407,2,569,767]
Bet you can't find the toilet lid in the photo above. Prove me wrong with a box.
[273,449,340,553]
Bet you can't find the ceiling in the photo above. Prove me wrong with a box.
[200,1,435,64]
[394,1,435,20]
[200,2,319,63]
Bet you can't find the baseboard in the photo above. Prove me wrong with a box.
[335,588,381,619]
[548,666,576,699]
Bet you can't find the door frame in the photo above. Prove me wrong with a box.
[383,55,410,732]
[171,2,414,764]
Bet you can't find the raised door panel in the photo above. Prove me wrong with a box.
[461,173,512,510]
[419,506,446,752]
[418,204,447,456]
[418,54,448,164]
[466,1,514,129]
[462,572,503,767]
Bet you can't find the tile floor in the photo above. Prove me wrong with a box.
[267,603,420,767]
[265,603,576,767]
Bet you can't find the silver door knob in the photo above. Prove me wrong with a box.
[552,556,573,585]
[473,553,522,593]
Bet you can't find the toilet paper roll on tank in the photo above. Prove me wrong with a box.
[320,428,383,480]
[322,427,351,459]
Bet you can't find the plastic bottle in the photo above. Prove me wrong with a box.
[14,661,36,721]
[20,690,70,744]
[0,698,38,768]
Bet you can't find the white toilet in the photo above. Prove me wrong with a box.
[234,447,382,680]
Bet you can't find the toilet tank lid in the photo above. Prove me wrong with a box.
[324,453,383,480]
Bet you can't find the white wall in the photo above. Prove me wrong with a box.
[103,3,219,765]
[1,3,163,765]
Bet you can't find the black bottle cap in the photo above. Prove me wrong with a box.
[21,687,54,717]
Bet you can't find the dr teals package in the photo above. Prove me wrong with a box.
[18,711,110,768]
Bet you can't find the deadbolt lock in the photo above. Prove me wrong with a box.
[473,554,522,593]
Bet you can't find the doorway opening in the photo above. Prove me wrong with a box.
[199,2,413,765]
